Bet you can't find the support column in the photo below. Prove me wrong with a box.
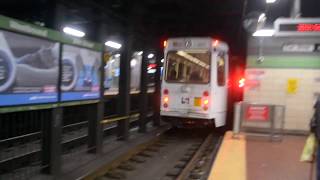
[117,33,133,140]
[88,22,106,154]
[290,0,301,18]
[138,50,149,133]
[45,1,66,30]
[153,50,162,126]
[42,107,62,176]
[88,102,103,154]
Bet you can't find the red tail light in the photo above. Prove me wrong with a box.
[163,89,169,95]
[212,40,219,47]
[203,91,209,97]
[238,78,245,88]
[163,40,167,48]
[163,103,168,108]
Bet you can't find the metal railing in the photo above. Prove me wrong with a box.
[233,102,285,141]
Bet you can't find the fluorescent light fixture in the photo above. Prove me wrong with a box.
[258,13,266,23]
[105,41,122,49]
[266,0,277,3]
[253,29,275,37]
[63,26,85,37]
[148,53,154,59]
[131,59,137,67]
[176,51,209,69]
[161,58,164,63]
[114,54,120,58]
[137,51,143,56]
[148,69,156,74]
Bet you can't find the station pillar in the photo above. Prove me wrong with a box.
[88,102,104,154]
[138,50,149,133]
[87,22,107,154]
[153,50,162,126]
[117,33,133,140]
[41,107,62,176]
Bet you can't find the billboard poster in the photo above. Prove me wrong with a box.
[130,51,142,93]
[147,57,157,93]
[104,52,142,95]
[104,54,120,95]
[61,44,101,101]
[0,29,59,106]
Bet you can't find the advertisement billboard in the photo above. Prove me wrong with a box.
[104,54,120,95]
[0,29,59,106]
[104,52,143,95]
[61,44,101,101]
[130,51,142,93]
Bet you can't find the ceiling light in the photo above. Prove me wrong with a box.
[266,0,277,4]
[161,58,164,63]
[253,29,275,37]
[148,53,154,59]
[63,26,85,37]
[105,41,122,49]
[137,51,143,56]
[258,13,266,23]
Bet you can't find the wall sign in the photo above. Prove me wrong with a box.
[245,105,270,122]
[287,78,298,95]
[245,69,265,90]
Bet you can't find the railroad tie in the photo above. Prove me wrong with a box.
[117,162,136,171]
[129,156,146,163]
[165,168,181,177]
[104,170,126,179]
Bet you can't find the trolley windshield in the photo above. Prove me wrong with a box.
[165,50,210,84]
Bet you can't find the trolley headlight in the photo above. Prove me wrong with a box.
[164,96,169,103]
[163,89,169,108]
[163,96,169,108]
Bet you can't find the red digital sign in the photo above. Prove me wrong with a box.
[279,23,320,33]
[297,24,320,32]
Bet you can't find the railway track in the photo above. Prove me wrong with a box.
[86,128,222,180]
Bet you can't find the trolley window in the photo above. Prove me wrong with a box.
[165,50,210,84]
[217,53,226,86]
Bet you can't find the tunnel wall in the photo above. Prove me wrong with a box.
[244,36,320,132]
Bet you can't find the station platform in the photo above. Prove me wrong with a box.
[208,131,316,180]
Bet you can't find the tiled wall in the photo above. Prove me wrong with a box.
[244,68,320,131]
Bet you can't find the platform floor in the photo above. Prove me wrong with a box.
[208,131,316,180]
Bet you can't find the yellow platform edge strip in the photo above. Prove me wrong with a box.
[208,131,247,180]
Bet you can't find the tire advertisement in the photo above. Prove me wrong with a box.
[61,44,101,101]
[0,29,59,106]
